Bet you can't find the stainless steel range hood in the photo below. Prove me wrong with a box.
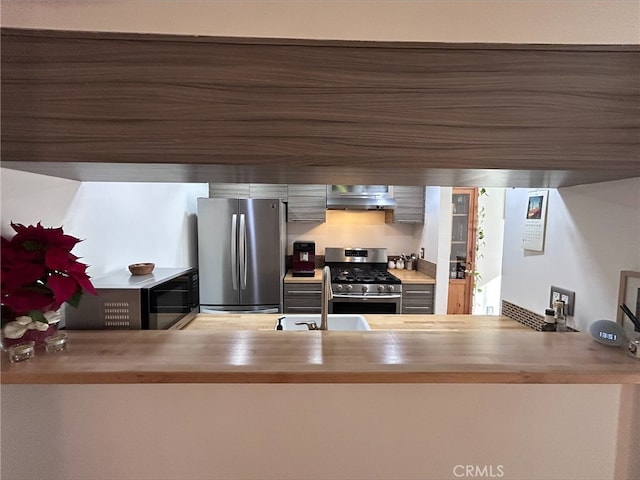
[326,185,397,210]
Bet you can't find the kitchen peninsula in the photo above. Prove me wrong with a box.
[2,317,638,384]
[3,317,638,480]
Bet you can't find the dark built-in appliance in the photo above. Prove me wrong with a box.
[292,241,316,277]
[65,267,199,330]
[325,247,402,314]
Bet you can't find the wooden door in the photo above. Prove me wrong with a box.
[447,188,478,314]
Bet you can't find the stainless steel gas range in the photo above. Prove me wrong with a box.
[325,247,402,314]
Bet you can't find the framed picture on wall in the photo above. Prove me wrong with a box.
[617,270,640,329]
[521,189,549,252]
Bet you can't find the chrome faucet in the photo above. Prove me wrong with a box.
[320,265,333,330]
[294,266,333,331]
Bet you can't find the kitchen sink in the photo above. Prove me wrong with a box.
[276,314,371,331]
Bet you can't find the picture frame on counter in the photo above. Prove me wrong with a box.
[617,270,640,327]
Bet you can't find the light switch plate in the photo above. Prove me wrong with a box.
[550,286,575,316]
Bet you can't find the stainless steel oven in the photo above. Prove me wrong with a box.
[325,247,402,314]
[330,293,401,314]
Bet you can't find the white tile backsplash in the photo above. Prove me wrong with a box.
[287,210,422,256]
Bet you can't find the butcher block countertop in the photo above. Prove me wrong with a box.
[284,269,324,282]
[2,315,639,385]
[284,269,435,284]
[185,314,526,331]
[388,269,436,284]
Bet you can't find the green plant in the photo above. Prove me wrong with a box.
[473,188,488,300]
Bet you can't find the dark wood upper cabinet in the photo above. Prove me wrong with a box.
[1,28,639,187]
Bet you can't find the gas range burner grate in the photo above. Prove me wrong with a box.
[329,265,401,285]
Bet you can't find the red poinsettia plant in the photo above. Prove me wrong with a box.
[1,222,97,339]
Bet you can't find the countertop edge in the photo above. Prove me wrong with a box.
[3,371,640,385]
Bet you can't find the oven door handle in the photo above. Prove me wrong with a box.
[332,294,402,299]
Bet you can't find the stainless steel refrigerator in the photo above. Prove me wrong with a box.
[197,197,286,313]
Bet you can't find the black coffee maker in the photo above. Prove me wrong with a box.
[292,241,316,277]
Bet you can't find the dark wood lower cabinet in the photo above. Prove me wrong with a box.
[285,281,435,315]
[283,283,322,314]
[402,284,434,314]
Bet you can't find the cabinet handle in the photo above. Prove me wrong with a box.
[287,290,322,295]
[405,291,433,295]
[286,307,321,311]
[404,306,433,310]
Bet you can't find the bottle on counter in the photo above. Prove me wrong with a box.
[554,300,567,332]
[542,308,557,332]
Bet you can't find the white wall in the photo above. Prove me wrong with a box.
[421,186,454,314]
[2,1,638,44]
[501,178,640,332]
[64,182,207,278]
[422,187,443,264]
[1,383,628,480]
[0,169,81,237]
[287,210,421,257]
[1,168,208,279]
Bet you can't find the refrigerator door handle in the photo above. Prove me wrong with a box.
[239,213,247,289]
[231,214,238,290]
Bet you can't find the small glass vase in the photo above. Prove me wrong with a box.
[2,323,58,349]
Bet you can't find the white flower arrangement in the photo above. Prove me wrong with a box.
[3,310,62,339]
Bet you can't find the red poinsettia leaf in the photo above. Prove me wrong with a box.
[1,262,45,290]
[9,222,29,236]
[46,274,78,304]
[12,248,42,265]
[10,222,47,247]
[72,271,98,295]
[67,261,88,274]
[56,234,81,251]
[65,260,97,295]
[2,287,53,314]
[42,225,64,241]
[45,246,72,271]
[11,223,77,251]
[1,236,12,253]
